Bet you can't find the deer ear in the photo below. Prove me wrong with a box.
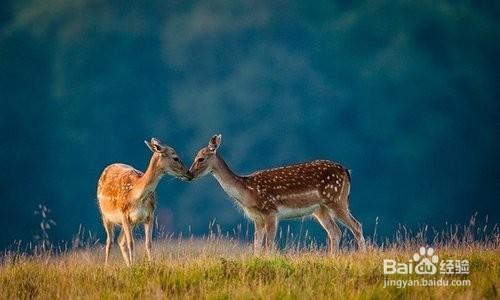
[208,134,222,151]
[145,140,155,152]
[145,138,164,153]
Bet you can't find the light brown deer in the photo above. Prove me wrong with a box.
[188,134,365,254]
[97,138,190,266]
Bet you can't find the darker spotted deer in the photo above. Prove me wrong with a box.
[188,135,365,254]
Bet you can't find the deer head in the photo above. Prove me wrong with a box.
[144,137,191,180]
[188,134,222,179]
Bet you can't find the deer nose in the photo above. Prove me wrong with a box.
[185,171,194,181]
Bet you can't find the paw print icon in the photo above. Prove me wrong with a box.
[413,247,439,275]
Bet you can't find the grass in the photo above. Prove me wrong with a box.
[1,217,499,299]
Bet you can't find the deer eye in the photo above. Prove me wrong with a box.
[173,157,180,162]
[197,157,205,163]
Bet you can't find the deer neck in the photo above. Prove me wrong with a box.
[211,154,249,206]
[135,154,164,199]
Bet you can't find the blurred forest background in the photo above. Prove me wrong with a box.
[0,0,499,249]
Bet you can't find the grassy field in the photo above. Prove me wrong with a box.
[1,221,499,299]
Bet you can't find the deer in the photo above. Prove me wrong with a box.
[97,138,191,266]
[188,134,365,254]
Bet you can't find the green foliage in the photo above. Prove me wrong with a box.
[0,0,499,247]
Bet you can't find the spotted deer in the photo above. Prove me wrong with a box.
[97,138,190,266]
[188,134,365,254]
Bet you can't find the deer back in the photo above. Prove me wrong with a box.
[243,160,349,210]
[97,163,144,212]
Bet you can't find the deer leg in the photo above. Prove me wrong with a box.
[144,217,153,261]
[118,229,130,266]
[264,215,277,252]
[253,219,265,254]
[102,217,114,266]
[333,207,365,251]
[121,215,134,265]
[313,207,341,254]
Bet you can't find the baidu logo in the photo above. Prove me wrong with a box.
[383,246,469,275]
[413,247,439,274]
[383,246,471,288]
